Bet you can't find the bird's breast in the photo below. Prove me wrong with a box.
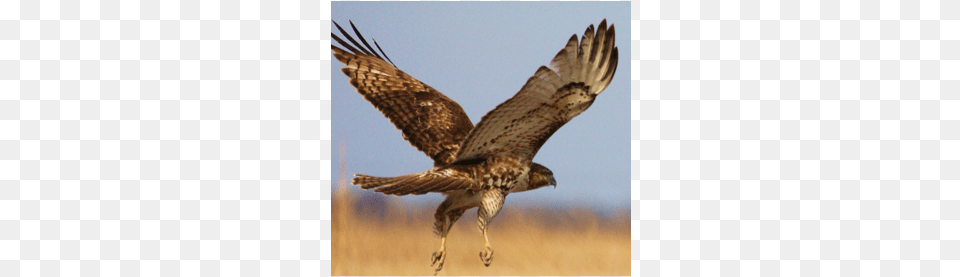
[476,157,530,191]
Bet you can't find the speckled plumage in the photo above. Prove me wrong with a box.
[332,19,618,274]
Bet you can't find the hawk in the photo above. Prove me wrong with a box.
[332,19,618,274]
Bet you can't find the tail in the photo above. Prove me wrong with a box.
[351,173,418,192]
[351,167,474,196]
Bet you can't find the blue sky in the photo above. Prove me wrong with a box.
[331,2,631,212]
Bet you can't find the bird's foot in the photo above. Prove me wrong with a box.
[478,246,493,267]
[431,250,446,274]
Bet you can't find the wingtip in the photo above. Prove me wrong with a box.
[604,46,620,82]
[332,20,344,32]
[348,20,360,33]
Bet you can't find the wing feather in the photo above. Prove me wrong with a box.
[332,21,474,166]
[455,19,619,162]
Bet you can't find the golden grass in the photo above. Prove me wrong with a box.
[332,153,630,276]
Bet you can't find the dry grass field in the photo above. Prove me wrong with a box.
[332,172,631,276]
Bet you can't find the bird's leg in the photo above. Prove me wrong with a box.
[432,198,465,274]
[431,235,447,275]
[477,190,505,267]
[479,225,494,267]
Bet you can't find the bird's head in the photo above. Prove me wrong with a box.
[529,163,557,190]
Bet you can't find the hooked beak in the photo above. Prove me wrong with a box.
[550,177,557,189]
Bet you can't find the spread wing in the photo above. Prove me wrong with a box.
[454,19,619,162]
[332,21,474,166]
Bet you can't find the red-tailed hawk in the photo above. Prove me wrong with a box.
[332,19,618,274]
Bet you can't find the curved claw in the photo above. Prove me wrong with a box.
[431,251,446,274]
[479,246,493,267]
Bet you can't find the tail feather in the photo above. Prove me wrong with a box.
[408,177,455,195]
[377,175,431,195]
[350,168,474,196]
[351,173,414,191]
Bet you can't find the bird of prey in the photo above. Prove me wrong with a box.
[331,19,618,274]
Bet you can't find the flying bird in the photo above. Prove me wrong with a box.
[331,19,618,274]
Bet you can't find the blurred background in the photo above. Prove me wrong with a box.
[331,2,631,275]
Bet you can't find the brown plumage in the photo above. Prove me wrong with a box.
[332,19,618,274]
[331,21,474,167]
